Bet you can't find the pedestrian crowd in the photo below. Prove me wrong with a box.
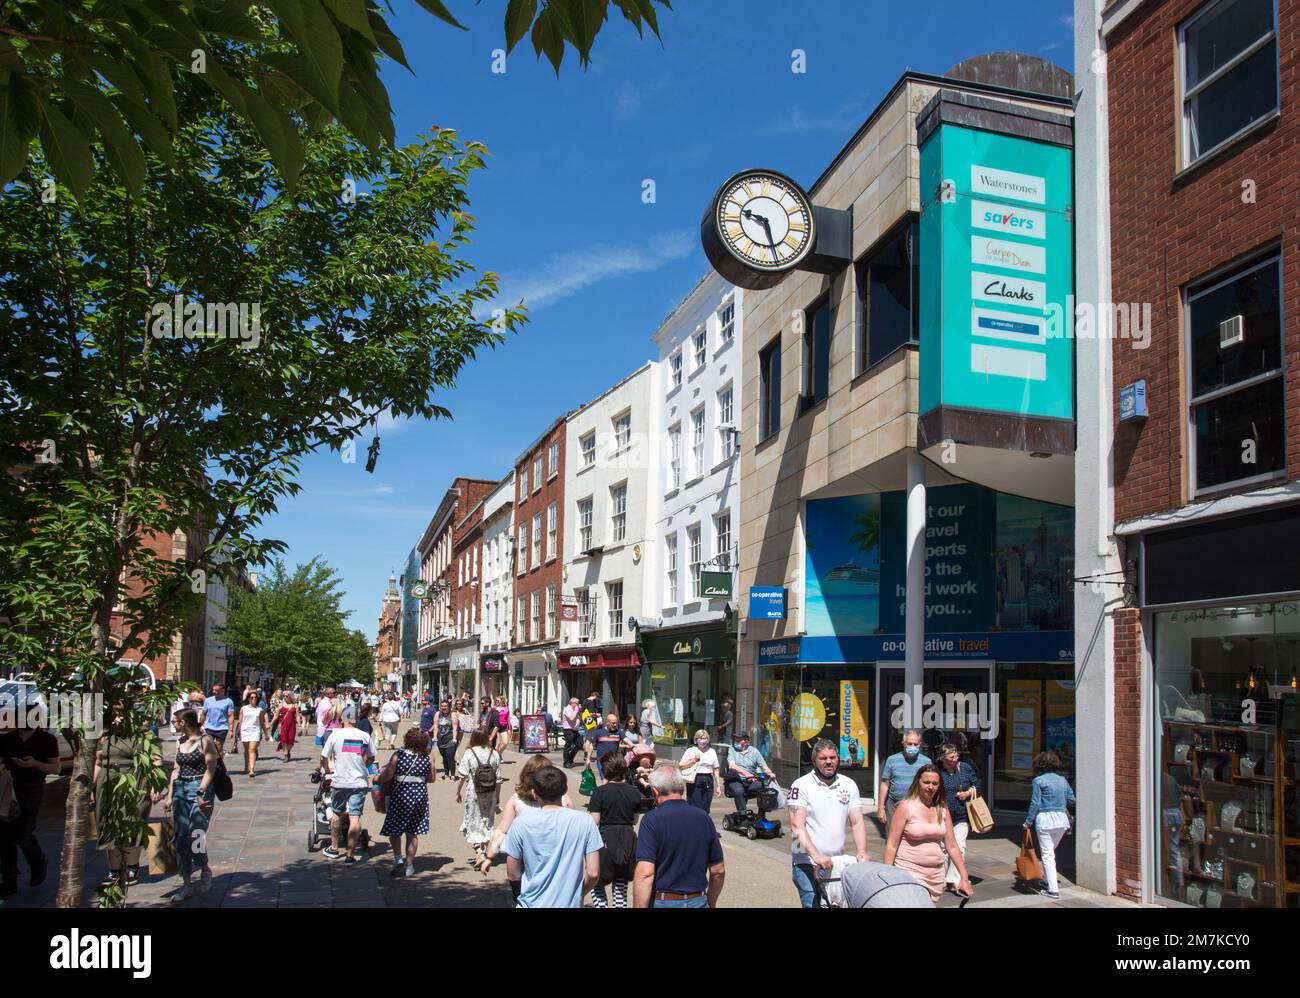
[1,680,1076,908]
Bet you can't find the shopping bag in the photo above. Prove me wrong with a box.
[966,789,994,834]
[1015,827,1043,883]
[147,820,178,876]
[579,767,596,797]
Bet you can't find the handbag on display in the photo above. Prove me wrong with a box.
[1015,828,1043,883]
[966,788,994,834]
[1219,801,1243,830]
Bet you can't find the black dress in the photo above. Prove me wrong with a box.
[587,781,642,884]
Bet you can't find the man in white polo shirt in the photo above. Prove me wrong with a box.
[788,738,869,908]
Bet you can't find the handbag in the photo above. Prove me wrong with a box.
[213,757,234,801]
[1015,827,1044,883]
[579,767,596,797]
[373,754,397,813]
[966,787,994,834]
[147,819,178,876]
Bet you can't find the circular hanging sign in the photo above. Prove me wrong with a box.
[790,692,827,742]
[700,168,816,290]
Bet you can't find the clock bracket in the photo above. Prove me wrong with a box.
[800,204,854,276]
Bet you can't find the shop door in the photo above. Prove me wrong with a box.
[519,678,540,716]
[874,664,993,808]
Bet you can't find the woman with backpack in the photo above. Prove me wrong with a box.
[164,708,221,901]
[455,730,501,869]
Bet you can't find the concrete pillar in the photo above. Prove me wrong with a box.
[905,450,927,728]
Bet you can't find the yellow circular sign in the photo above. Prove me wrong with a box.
[790,693,826,742]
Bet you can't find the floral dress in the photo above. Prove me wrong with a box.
[456,747,499,846]
[381,749,431,836]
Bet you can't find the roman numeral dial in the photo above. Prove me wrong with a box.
[714,170,814,272]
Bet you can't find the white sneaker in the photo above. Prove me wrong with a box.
[199,868,213,894]
[405,865,415,878]
[173,884,194,902]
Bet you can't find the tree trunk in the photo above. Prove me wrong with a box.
[55,732,97,907]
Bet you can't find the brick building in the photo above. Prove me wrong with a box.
[372,574,401,690]
[1076,0,1299,907]
[506,417,568,716]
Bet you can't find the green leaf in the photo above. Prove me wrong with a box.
[110,94,175,166]
[367,11,411,70]
[62,78,146,191]
[324,0,377,44]
[504,0,538,53]
[0,74,41,186]
[37,101,95,199]
[414,0,469,31]
[531,6,566,76]
[266,0,345,108]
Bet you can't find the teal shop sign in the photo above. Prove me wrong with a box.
[919,124,1073,420]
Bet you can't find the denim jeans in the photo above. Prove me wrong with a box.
[688,774,715,813]
[792,863,820,908]
[653,894,708,908]
[172,777,212,879]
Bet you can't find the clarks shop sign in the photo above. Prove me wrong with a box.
[643,627,733,662]
[700,571,734,600]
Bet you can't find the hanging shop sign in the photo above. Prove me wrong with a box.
[701,571,735,600]
[560,603,578,621]
[749,586,786,620]
[481,657,504,672]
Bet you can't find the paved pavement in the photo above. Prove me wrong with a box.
[2,722,1138,909]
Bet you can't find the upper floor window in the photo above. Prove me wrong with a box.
[531,512,542,568]
[668,424,682,491]
[687,524,702,599]
[610,483,627,543]
[532,456,542,492]
[1186,253,1284,495]
[517,524,527,575]
[717,385,735,459]
[1179,0,1278,167]
[719,301,735,344]
[546,502,557,559]
[801,294,830,412]
[694,328,707,369]
[714,512,732,571]
[691,407,706,479]
[580,431,596,468]
[856,219,919,373]
[612,411,632,452]
[607,581,624,640]
[578,497,594,551]
[548,441,559,478]
[759,337,781,441]
[665,533,678,605]
[670,351,683,391]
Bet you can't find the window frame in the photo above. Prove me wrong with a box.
[665,532,678,606]
[517,524,528,576]
[610,482,628,544]
[687,524,702,600]
[717,384,735,460]
[719,300,735,345]
[612,410,632,453]
[714,511,732,571]
[669,350,683,392]
[548,441,559,479]
[693,327,707,370]
[758,336,781,442]
[690,405,706,480]
[576,587,592,639]
[546,584,556,639]
[1178,0,1280,168]
[607,581,624,640]
[801,293,831,413]
[531,512,542,568]
[546,502,557,560]
[668,423,682,492]
[578,497,594,552]
[580,431,596,468]
[1184,251,1286,497]
[855,217,920,375]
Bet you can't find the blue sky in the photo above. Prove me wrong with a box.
[262,0,1075,642]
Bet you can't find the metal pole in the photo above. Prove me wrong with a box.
[905,450,926,730]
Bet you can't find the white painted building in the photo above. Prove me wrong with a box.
[559,362,662,720]
[478,471,518,704]
[644,275,744,753]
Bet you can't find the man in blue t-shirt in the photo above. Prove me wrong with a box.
[633,766,726,908]
[202,684,235,750]
[877,729,932,825]
[503,767,603,908]
[419,700,438,735]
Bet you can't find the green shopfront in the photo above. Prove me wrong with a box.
[756,483,1075,811]
[641,622,736,760]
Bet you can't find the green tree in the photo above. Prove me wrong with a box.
[0,0,671,194]
[848,510,881,559]
[0,57,521,904]
[222,559,364,689]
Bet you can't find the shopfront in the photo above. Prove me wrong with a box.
[480,655,506,701]
[755,482,1075,808]
[509,649,554,717]
[558,646,641,723]
[641,623,737,758]
[449,643,476,703]
[1139,504,1300,909]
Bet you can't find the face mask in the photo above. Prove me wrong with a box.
[696,740,708,749]
[904,746,919,761]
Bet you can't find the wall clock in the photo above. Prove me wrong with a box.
[701,169,816,290]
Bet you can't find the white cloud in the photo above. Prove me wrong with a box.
[1041,42,1062,52]
[762,94,869,136]
[1060,14,1075,28]
[489,229,695,315]
[311,484,397,498]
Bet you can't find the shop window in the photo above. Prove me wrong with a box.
[1179,0,1279,166]
[1186,254,1284,494]
[1153,600,1300,908]
[855,218,918,374]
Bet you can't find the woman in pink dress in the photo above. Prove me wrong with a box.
[883,764,973,904]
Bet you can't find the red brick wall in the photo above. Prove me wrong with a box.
[1112,606,1144,900]
[1107,0,1300,523]
[451,478,495,631]
[513,420,566,647]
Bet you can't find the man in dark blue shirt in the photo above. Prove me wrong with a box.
[419,700,437,735]
[633,765,725,908]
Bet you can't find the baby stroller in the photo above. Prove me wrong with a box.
[308,769,371,852]
[721,774,783,840]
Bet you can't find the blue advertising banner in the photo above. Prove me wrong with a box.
[749,587,786,620]
[797,631,1073,664]
[919,124,1074,420]
[757,638,801,666]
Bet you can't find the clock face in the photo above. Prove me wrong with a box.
[715,171,814,272]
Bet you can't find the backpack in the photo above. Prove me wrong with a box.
[471,748,497,794]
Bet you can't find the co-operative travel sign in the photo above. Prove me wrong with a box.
[920,124,1074,420]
